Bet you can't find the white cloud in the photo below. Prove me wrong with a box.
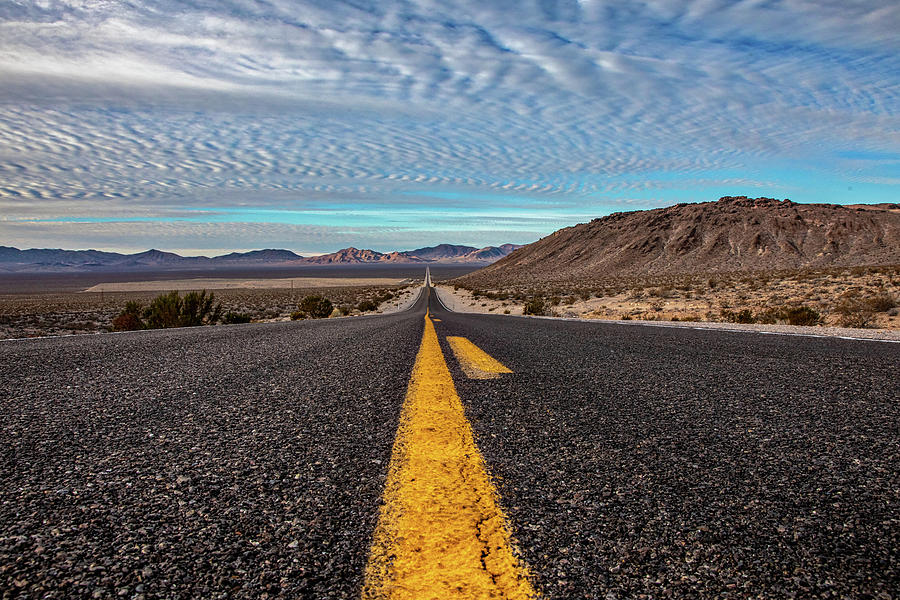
[0,0,897,251]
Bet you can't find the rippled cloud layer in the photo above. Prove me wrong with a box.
[1,0,898,252]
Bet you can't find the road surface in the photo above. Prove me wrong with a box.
[2,282,898,598]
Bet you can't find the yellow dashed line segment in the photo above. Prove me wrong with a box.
[362,314,536,600]
[447,336,514,380]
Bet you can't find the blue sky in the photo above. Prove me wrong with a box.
[0,0,898,255]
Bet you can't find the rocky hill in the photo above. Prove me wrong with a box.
[458,197,900,286]
[404,244,478,261]
[304,247,424,264]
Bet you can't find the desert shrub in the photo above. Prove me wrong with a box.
[112,301,146,331]
[338,305,352,316]
[222,312,252,324]
[293,295,333,319]
[143,291,182,328]
[867,293,897,313]
[628,288,645,300]
[523,296,546,316]
[123,300,144,317]
[720,309,756,324]
[112,312,144,331]
[762,304,822,326]
[143,290,222,328]
[357,299,378,312]
[480,290,510,301]
[648,286,675,298]
[549,296,561,306]
[834,296,875,328]
[180,291,223,326]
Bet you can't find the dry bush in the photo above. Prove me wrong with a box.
[867,293,897,313]
[523,297,546,316]
[834,296,876,328]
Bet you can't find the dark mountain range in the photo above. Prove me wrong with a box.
[458,197,900,286]
[212,249,303,262]
[0,243,521,273]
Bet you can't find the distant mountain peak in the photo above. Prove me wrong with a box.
[0,242,522,272]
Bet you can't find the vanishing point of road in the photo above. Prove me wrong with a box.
[2,274,898,599]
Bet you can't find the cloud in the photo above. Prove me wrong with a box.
[0,0,897,251]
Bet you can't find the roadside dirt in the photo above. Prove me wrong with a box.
[436,266,900,337]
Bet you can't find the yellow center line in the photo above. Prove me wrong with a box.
[447,336,514,380]
[363,314,536,600]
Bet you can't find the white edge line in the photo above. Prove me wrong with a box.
[432,286,453,313]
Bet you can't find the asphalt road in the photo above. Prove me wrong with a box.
[2,285,899,598]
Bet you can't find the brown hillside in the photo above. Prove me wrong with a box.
[460,197,900,285]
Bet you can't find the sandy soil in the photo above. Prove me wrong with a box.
[435,285,523,315]
[435,271,900,341]
[0,283,418,340]
[380,286,422,314]
[84,277,407,292]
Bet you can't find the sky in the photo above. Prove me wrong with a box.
[0,0,898,255]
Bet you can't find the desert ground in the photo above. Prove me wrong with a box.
[437,265,900,335]
[82,276,407,292]
[4,265,898,340]
[0,278,421,340]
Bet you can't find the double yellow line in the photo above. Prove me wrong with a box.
[363,312,536,599]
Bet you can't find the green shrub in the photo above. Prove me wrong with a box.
[222,312,252,324]
[357,299,378,312]
[143,290,222,328]
[180,290,223,326]
[143,291,180,328]
[523,296,545,316]
[293,295,333,319]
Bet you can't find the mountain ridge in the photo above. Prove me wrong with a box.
[0,243,521,273]
[458,197,900,286]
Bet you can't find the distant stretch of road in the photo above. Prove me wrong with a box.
[2,277,898,598]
